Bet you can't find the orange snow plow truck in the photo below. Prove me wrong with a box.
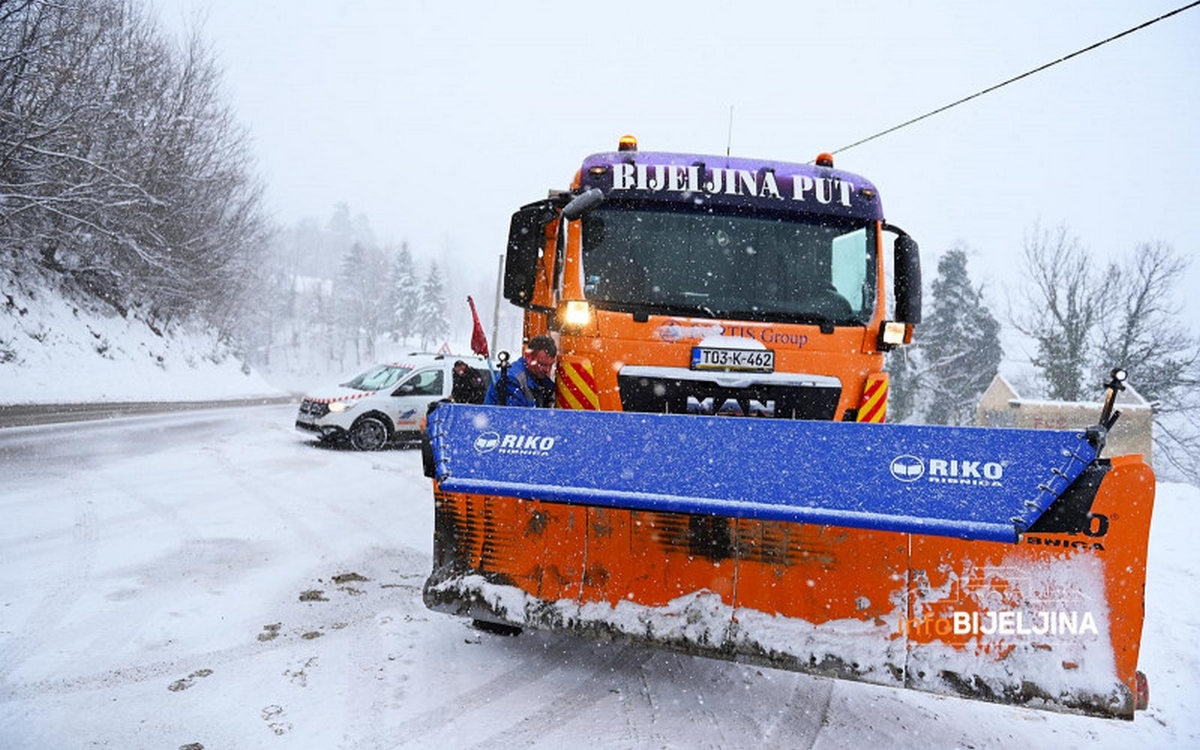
[422,136,1155,719]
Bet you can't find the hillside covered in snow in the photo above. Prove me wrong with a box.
[1,267,280,405]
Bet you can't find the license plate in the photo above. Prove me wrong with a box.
[691,346,774,372]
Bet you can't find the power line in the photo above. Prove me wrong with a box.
[831,1,1200,155]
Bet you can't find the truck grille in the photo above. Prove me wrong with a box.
[617,367,841,420]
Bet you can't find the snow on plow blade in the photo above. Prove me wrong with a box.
[423,404,1156,719]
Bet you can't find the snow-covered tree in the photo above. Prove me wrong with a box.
[334,243,367,362]
[0,0,269,326]
[326,202,377,268]
[921,247,1003,425]
[390,243,420,343]
[888,246,1002,425]
[334,241,391,363]
[417,262,449,350]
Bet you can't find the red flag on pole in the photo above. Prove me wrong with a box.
[467,296,490,358]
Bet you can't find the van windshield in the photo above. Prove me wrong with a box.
[342,364,413,391]
[581,205,875,324]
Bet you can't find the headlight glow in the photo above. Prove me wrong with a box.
[564,300,591,326]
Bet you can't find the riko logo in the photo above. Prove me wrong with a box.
[890,455,925,482]
[474,432,558,456]
[474,432,501,453]
[889,455,1006,486]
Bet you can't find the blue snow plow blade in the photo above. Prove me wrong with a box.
[425,404,1098,543]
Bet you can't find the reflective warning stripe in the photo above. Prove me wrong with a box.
[858,373,888,423]
[310,392,370,405]
[556,358,600,410]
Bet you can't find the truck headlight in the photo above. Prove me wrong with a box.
[563,300,591,326]
[877,321,913,350]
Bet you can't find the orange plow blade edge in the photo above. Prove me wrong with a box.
[422,410,1155,719]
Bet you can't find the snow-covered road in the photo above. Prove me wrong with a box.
[0,405,1195,749]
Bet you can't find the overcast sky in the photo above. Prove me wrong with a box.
[153,1,1200,340]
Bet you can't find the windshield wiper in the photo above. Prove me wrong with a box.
[721,309,856,333]
[784,311,843,333]
[598,300,721,319]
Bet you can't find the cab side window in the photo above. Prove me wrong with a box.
[394,369,444,397]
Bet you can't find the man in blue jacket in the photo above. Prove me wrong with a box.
[484,334,557,407]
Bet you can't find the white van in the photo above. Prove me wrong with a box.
[295,353,492,450]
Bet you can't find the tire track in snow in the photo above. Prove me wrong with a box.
[610,651,833,748]
[11,451,273,682]
[772,675,836,749]
[0,496,98,684]
[0,416,233,685]
[376,649,573,744]
[339,610,394,747]
[1,506,170,554]
[208,445,333,555]
[625,656,663,746]
[460,644,655,750]
[321,449,431,550]
[90,465,204,539]
[212,434,425,546]
[653,652,744,749]
[334,548,435,746]
[351,637,649,749]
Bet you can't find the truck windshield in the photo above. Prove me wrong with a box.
[581,205,875,324]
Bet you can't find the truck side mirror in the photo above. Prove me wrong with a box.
[893,232,922,325]
[504,200,557,307]
[562,188,604,221]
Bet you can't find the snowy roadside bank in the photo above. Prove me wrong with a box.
[0,396,298,429]
[2,269,286,407]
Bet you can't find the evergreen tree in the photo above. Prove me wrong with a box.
[307,281,339,372]
[326,203,355,258]
[334,240,392,363]
[417,262,449,350]
[391,243,421,343]
[335,242,369,363]
[920,247,1003,425]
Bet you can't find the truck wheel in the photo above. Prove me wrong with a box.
[349,416,389,451]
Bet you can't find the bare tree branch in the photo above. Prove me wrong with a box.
[1010,222,1113,401]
